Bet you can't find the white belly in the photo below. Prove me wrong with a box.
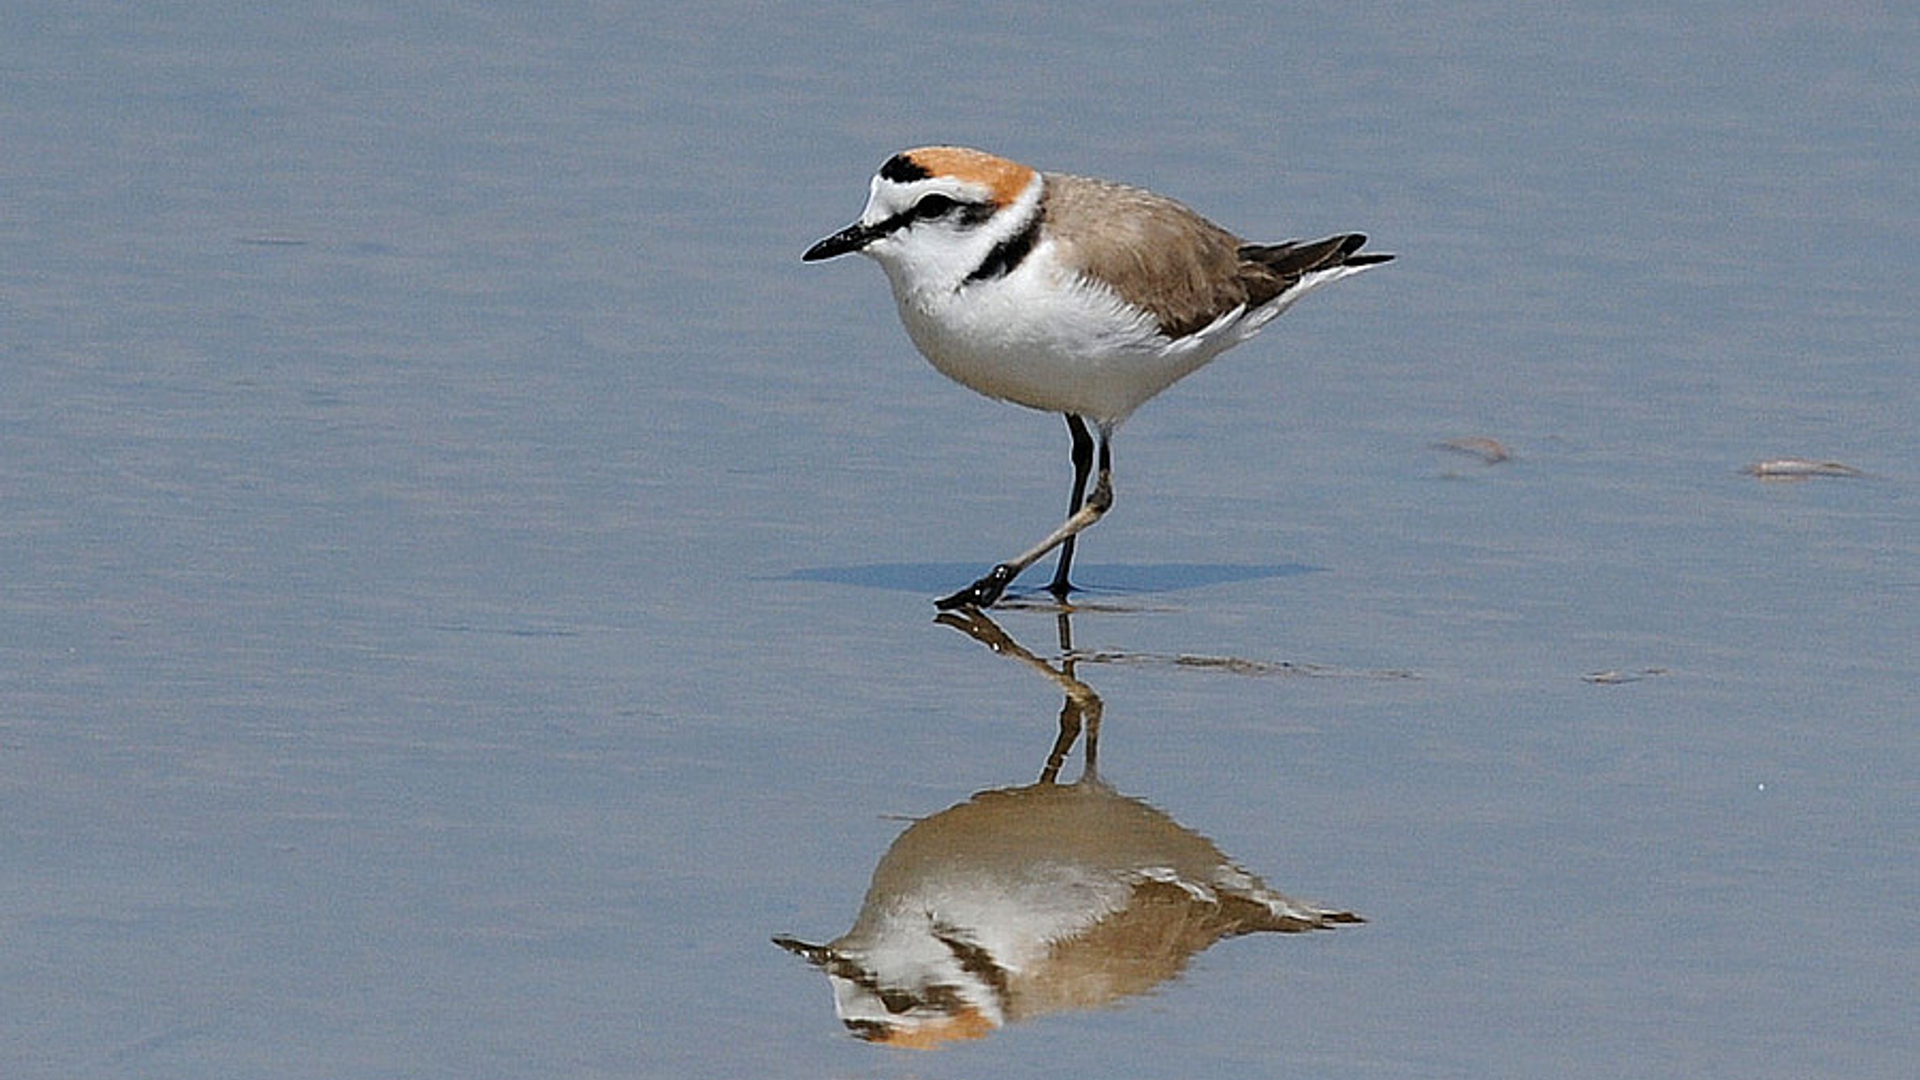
[884,257,1249,425]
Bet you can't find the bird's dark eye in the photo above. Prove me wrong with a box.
[878,990,917,1014]
[914,193,959,220]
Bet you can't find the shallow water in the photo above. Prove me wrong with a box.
[4,3,1916,1078]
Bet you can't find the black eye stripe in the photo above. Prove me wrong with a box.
[871,194,993,239]
[869,207,917,238]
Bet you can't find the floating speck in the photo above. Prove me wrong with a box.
[1434,436,1511,464]
[1742,458,1865,481]
[1583,667,1669,685]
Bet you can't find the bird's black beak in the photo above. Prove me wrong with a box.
[803,222,877,261]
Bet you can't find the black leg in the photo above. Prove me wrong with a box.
[936,423,1115,610]
[1048,414,1095,600]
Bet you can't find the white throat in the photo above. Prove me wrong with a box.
[868,172,1047,301]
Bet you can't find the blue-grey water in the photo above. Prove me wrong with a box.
[4,3,1915,1078]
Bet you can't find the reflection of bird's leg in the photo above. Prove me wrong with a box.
[1082,689,1100,780]
[1039,693,1081,785]
[937,607,1101,784]
[934,607,1019,657]
[1051,608,1099,780]
[1040,674,1101,784]
[1040,608,1081,783]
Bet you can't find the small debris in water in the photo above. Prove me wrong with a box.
[237,236,310,247]
[1742,458,1865,481]
[1583,667,1669,685]
[1072,649,1417,680]
[1434,436,1511,464]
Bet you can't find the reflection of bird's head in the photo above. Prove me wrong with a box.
[773,931,1003,1048]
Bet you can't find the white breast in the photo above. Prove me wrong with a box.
[884,238,1246,425]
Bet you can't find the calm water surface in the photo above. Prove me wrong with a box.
[3,3,1915,1078]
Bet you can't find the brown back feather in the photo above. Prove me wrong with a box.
[1045,172,1383,339]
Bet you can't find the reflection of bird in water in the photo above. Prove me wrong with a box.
[775,609,1360,1049]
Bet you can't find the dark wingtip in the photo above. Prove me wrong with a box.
[1240,233,1394,274]
[1338,233,1394,266]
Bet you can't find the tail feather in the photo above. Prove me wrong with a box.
[1236,233,1393,313]
[1240,233,1393,277]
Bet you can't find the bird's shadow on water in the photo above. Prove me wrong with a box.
[779,561,1320,602]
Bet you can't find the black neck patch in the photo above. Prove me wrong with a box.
[964,211,1040,284]
[879,153,930,183]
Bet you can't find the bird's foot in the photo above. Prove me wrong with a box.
[934,564,1017,610]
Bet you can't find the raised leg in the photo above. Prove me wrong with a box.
[1047,414,1095,600]
[935,426,1114,610]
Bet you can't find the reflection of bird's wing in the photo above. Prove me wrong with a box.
[906,862,1138,974]
[1133,865,1216,895]
[1131,864,1330,932]
[856,784,1161,956]
[1197,863,1362,930]
[1004,867,1302,1020]
[850,779,1357,991]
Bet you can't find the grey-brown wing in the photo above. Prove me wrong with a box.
[1042,173,1254,340]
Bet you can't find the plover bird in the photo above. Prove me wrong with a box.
[805,146,1391,608]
